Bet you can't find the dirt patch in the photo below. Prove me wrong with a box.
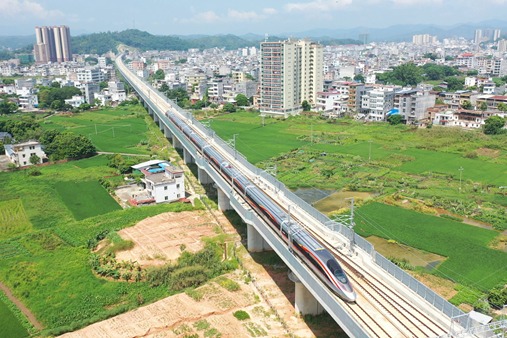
[410,272,458,301]
[366,236,446,270]
[116,211,219,266]
[476,147,500,158]
[61,209,335,337]
[0,281,43,330]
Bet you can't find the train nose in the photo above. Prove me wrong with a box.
[343,290,357,302]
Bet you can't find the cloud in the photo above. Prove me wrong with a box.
[228,9,260,21]
[0,0,63,19]
[285,0,353,12]
[175,7,276,24]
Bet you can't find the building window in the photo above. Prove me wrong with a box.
[176,184,180,189]
[164,186,168,190]
[22,154,26,158]
[177,194,180,198]
[165,196,168,201]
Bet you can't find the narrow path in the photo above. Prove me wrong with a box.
[96,151,151,157]
[0,281,43,330]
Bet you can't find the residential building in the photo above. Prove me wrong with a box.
[433,109,505,129]
[107,81,126,103]
[315,91,349,117]
[259,39,323,116]
[64,95,85,108]
[361,87,395,121]
[34,26,71,63]
[439,91,479,109]
[131,160,185,204]
[77,67,105,83]
[412,34,437,45]
[83,83,100,104]
[18,94,39,110]
[4,140,46,167]
[394,89,436,123]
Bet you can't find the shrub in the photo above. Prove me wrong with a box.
[233,310,250,321]
[170,265,208,290]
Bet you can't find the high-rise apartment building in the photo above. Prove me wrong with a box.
[412,34,437,45]
[34,26,72,64]
[260,39,323,116]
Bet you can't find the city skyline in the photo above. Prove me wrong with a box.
[1,0,507,37]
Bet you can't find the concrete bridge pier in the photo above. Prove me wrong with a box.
[247,224,272,252]
[153,112,159,123]
[163,126,173,140]
[217,187,232,211]
[289,272,324,316]
[198,168,212,184]
[183,148,194,164]
[172,137,183,150]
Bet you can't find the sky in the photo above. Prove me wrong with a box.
[1,0,507,36]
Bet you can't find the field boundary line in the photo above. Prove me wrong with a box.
[0,281,43,330]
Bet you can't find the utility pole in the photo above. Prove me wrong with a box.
[458,167,464,192]
[368,140,373,162]
[346,197,356,256]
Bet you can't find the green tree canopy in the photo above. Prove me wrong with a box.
[353,74,365,83]
[42,130,96,160]
[388,114,403,125]
[461,100,473,110]
[153,69,165,80]
[483,115,506,135]
[37,86,82,109]
[235,94,249,106]
[301,100,311,112]
[223,102,236,113]
[0,100,18,114]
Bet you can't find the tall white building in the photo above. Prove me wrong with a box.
[412,34,437,45]
[34,26,71,64]
[361,87,395,121]
[260,39,323,116]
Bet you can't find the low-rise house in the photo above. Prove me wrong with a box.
[131,160,185,204]
[4,140,46,167]
[65,95,85,108]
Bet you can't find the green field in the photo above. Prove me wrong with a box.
[0,296,29,338]
[54,181,122,220]
[0,155,202,335]
[0,199,32,241]
[355,202,507,290]
[41,107,150,154]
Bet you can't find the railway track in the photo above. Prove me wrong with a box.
[117,57,451,337]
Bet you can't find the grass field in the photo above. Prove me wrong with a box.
[0,296,29,338]
[355,202,507,290]
[0,155,202,335]
[0,199,32,241]
[41,107,150,154]
[54,181,122,220]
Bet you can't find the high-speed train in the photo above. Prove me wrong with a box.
[167,111,357,303]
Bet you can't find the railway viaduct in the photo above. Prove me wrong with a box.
[116,55,504,338]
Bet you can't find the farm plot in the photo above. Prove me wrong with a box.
[42,108,150,154]
[0,296,29,338]
[0,199,32,241]
[355,202,507,290]
[54,181,121,220]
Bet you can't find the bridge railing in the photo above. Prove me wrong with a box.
[117,58,465,322]
[374,253,465,320]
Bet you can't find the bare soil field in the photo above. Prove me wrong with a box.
[60,209,341,337]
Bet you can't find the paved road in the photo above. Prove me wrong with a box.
[96,151,151,157]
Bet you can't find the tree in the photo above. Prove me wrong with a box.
[235,94,249,106]
[159,83,169,92]
[461,100,473,110]
[29,154,40,165]
[0,100,18,114]
[479,102,488,112]
[153,69,165,80]
[391,62,423,86]
[483,115,506,135]
[353,74,365,83]
[497,103,507,112]
[43,131,96,160]
[222,102,236,113]
[99,81,108,90]
[444,77,464,91]
[301,100,311,112]
[388,114,403,125]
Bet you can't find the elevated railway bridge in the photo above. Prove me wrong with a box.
[116,55,505,338]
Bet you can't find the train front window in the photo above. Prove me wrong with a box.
[327,260,347,284]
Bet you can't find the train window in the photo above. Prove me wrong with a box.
[327,260,348,284]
